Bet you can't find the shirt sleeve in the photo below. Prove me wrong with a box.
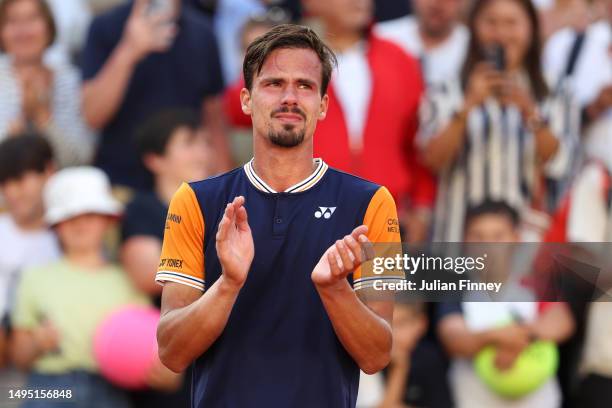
[11,269,39,330]
[155,183,206,291]
[353,186,404,290]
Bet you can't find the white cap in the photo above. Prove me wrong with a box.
[44,167,123,225]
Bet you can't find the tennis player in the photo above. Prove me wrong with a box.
[156,24,401,408]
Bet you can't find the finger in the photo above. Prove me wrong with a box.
[327,251,342,278]
[216,204,232,241]
[343,235,364,265]
[336,240,355,271]
[350,225,368,240]
[358,234,375,261]
[235,206,250,232]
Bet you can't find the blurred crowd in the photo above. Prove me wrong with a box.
[0,0,610,407]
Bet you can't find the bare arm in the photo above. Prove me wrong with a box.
[378,360,410,408]
[157,196,254,372]
[437,314,530,358]
[528,303,574,343]
[157,277,242,373]
[421,106,472,172]
[312,226,393,374]
[10,322,60,371]
[82,0,177,129]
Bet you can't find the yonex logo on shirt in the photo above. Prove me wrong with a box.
[314,207,337,219]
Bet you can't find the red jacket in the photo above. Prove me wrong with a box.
[223,35,435,208]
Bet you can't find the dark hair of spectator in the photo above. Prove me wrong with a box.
[242,23,337,96]
[0,0,57,51]
[0,133,53,183]
[464,200,521,230]
[134,109,200,158]
[461,0,548,101]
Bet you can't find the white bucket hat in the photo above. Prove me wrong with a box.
[44,167,123,226]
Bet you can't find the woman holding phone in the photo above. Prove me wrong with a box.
[419,0,579,242]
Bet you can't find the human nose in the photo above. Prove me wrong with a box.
[280,85,298,106]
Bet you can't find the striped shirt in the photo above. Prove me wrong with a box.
[419,78,579,242]
[0,56,95,167]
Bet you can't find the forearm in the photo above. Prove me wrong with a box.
[533,126,559,163]
[379,361,410,408]
[528,303,574,343]
[422,107,470,172]
[157,276,241,373]
[316,281,392,374]
[82,42,138,129]
[10,331,43,370]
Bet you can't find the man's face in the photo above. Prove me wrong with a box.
[414,0,463,38]
[0,170,49,226]
[464,214,519,243]
[241,47,329,148]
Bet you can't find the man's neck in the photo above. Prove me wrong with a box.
[418,24,454,51]
[252,142,315,192]
[155,176,183,205]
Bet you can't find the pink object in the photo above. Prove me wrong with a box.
[94,306,160,389]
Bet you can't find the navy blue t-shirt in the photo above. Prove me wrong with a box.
[155,159,402,407]
[81,2,223,189]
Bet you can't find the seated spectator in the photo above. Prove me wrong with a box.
[121,108,211,306]
[419,0,578,242]
[437,200,574,407]
[9,167,177,408]
[543,0,611,173]
[0,0,95,167]
[301,0,436,242]
[81,0,230,190]
[375,0,469,86]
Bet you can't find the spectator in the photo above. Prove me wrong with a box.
[9,167,178,408]
[121,108,211,306]
[437,200,574,407]
[121,108,206,408]
[301,0,436,242]
[81,0,230,190]
[543,0,611,173]
[0,134,59,392]
[375,0,469,86]
[419,0,577,242]
[536,0,602,39]
[0,0,95,167]
[0,135,59,333]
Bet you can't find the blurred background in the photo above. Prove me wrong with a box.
[0,0,610,407]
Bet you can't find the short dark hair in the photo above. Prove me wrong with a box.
[0,0,57,52]
[0,133,53,183]
[134,108,200,158]
[465,200,521,230]
[242,23,337,96]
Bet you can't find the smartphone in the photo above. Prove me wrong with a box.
[484,44,506,71]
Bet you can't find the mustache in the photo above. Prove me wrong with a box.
[271,106,306,119]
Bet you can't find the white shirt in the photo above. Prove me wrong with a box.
[333,41,372,152]
[0,215,60,317]
[374,16,469,86]
[44,0,92,66]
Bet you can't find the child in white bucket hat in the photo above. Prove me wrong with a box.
[10,167,157,408]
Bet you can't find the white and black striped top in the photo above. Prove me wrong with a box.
[418,79,580,242]
[0,56,96,168]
